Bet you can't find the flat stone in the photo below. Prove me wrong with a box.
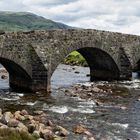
[34,111,44,115]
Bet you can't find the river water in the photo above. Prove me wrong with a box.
[0,64,140,140]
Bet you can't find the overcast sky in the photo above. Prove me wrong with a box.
[0,0,140,35]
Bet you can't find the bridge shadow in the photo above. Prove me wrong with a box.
[0,58,32,92]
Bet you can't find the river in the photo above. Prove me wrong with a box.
[0,64,140,140]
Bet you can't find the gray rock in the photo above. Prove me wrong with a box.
[40,129,53,140]
[20,109,28,115]
[33,130,40,138]
[1,111,13,124]
[17,122,28,132]
[56,125,69,136]
[24,115,33,120]
[0,125,8,129]
[92,87,101,93]
[34,111,43,115]
[7,118,19,127]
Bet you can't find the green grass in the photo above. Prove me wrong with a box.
[64,51,87,66]
[0,11,71,32]
[0,128,36,140]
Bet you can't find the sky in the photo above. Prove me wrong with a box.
[0,0,140,35]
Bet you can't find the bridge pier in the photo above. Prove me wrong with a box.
[9,77,49,92]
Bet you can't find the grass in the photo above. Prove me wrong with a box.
[64,51,87,66]
[0,11,71,32]
[0,128,36,140]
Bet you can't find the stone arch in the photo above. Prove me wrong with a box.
[0,57,32,91]
[77,47,120,80]
[50,45,120,81]
[0,43,33,91]
[131,44,140,71]
[48,36,121,76]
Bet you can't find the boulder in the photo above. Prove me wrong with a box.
[73,125,87,134]
[17,122,28,132]
[36,123,45,132]
[40,129,53,140]
[1,111,13,124]
[20,109,28,115]
[0,125,8,129]
[56,125,69,137]
[33,130,40,138]
[7,118,19,127]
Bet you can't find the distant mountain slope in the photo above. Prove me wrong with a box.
[0,11,72,32]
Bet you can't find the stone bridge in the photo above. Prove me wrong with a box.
[0,29,140,92]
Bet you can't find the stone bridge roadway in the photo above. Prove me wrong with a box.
[0,29,140,92]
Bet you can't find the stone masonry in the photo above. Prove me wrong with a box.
[0,29,140,92]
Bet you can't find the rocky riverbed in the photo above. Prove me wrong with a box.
[0,109,95,140]
[63,82,131,106]
[0,65,139,139]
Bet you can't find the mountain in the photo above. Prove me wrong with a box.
[0,11,72,32]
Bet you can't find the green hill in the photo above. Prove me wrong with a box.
[0,11,72,32]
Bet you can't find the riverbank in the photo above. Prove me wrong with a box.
[63,51,88,66]
[0,109,95,140]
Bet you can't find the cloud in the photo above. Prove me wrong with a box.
[0,0,140,35]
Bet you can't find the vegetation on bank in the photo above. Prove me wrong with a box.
[64,51,87,66]
[0,128,35,140]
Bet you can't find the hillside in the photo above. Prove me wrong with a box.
[0,11,71,32]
